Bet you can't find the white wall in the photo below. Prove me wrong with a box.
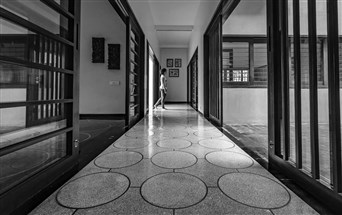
[223,0,266,35]
[223,88,268,125]
[0,89,26,127]
[80,0,126,114]
[188,0,220,113]
[128,1,160,59]
[160,48,188,102]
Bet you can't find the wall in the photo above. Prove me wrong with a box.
[160,48,188,102]
[128,0,160,59]
[128,1,162,113]
[80,0,126,114]
[223,88,332,125]
[188,0,220,113]
[223,0,266,35]
[223,88,267,125]
[0,89,26,127]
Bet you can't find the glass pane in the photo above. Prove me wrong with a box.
[52,0,70,13]
[299,0,311,173]
[316,0,330,183]
[222,42,249,83]
[0,0,71,41]
[0,105,67,147]
[0,18,71,69]
[254,43,267,84]
[0,133,67,193]
[288,0,296,163]
[0,63,71,102]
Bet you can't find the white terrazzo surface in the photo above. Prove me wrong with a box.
[30,104,318,215]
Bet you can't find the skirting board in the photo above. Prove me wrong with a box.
[80,114,125,120]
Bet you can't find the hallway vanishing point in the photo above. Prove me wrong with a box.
[30,104,317,214]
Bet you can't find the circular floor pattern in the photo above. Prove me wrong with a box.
[80,122,112,132]
[141,173,207,209]
[206,151,253,169]
[157,139,192,149]
[190,125,216,131]
[151,151,197,169]
[0,150,50,178]
[57,172,129,209]
[80,132,91,142]
[194,130,223,138]
[153,131,188,139]
[218,172,290,209]
[114,138,151,149]
[199,139,234,149]
[159,125,188,131]
[125,130,154,138]
[94,151,142,169]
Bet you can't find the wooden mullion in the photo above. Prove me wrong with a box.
[293,0,303,169]
[283,0,290,160]
[327,0,342,192]
[308,0,320,179]
[40,0,74,19]
[0,99,73,109]
[249,41,255,84]
[0,56,74,75]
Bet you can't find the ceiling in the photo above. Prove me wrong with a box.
[129,0,203,48]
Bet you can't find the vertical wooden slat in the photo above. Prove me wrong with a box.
[293,0,303,169]
[282,0,290,160]
[327,0,342,192]
[308,0,319,179]
[249,40,254,84]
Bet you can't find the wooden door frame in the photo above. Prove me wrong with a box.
[203,0,240,122]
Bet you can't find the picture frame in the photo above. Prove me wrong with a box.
[166,58,173,67]
[92,37,105,63]
[108,44,120,69]
[169,69,179,77]
[175,58,182,67]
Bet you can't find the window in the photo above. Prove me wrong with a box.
[222,38,267,87]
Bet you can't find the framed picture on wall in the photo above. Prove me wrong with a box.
[108,44,120,69]
[175,58,182,67]
[92,37,105,63]
[166,58,173,67]
[169,69,179,77]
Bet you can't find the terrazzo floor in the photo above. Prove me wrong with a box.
[30,104,318,215]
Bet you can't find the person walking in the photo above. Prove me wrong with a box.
[154,68,167,110]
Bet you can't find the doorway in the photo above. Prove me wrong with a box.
[221,0,268,164]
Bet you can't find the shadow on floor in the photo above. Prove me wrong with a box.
[78,119,126,169]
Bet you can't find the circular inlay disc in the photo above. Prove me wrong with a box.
[157,139,191,149]
[153,131,188,139]
[114,139,151,149]
[152,151,197,169]
[141,173,207,209]
[160,125,187,131]
[94,151,142,169]
[199,139,234,149]
[218,173,290,209]
[194,130,223,138]
[80,122,111,132]
[206,151,253,169]
[125,130,154,138]
[190,125,215,131]
[80,133,91,142]
[57,172,129,209]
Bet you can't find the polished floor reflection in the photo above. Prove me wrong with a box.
[30,104,317,214]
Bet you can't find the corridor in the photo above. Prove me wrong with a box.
[30,104,317,215]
